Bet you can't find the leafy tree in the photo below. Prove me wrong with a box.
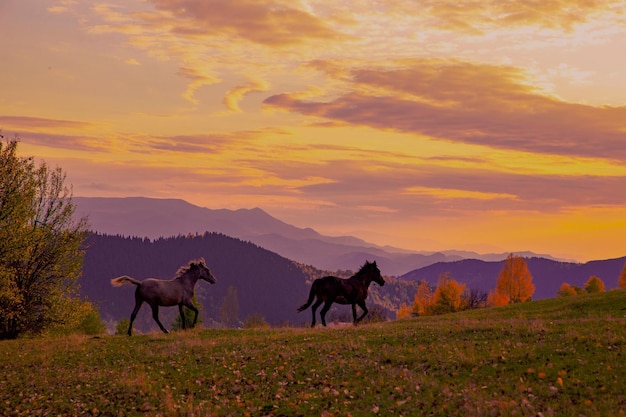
[619,262,626,290]
[411,280,434,316]
[116,318,132,335]
[243,313,269,329]
[432,272,466,314]
[0,139,88,339]
[584,275,605,293]
[220,285,239,328]
[46,298,106,336]
[487,289,510,307]
[494,254,535,304]
[396,303,413,319]
[557,283,578,297]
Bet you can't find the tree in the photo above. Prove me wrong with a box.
[462,287,488,309]
[619,262,626,290]
[411,280,434,316]
[243,313,269,329]
[432,272,466,314]
[494,254,535,304]
[396,303,413,319]
[557,283,578,297]
[584,275,605,293]
[220,285,239,328]
[116,318,133,336]
[0,139,88,339]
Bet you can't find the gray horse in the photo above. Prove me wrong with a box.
[111,258,216,335]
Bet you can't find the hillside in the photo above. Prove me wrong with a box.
[401,256,626,299]
[2,291,625,416]
[80,232,311,330]
[79,233,413,332]
[73,196,561,275]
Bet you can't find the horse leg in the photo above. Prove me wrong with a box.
[178,304,186,330]
[355,300,368,323]
[128,298,143,336]
[320,301,333,327]
[310,299,323,327]
[351,303,358,325]
[150,304,168,334]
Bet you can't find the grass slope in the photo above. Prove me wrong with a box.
[1,291,625,416]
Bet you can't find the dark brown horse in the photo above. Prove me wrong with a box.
[111,258,216,335]
[297,261,385,327]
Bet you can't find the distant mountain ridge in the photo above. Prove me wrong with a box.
[400,256,626,299]
[73,196,571,275]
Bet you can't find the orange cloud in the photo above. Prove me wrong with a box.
[384,0,626,33]
[150,0,342,46]
[223,79,269,112]
[265,59,626,162]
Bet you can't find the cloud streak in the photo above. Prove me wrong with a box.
[265,59,626,162]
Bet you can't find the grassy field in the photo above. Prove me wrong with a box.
[1,291,625,417]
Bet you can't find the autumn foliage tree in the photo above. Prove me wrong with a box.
[411,280,434,316]
[557,283,584,297]
[618,262,626,290]
[432,272,466,314]
[0,139,90,339]
[584,275,605,293]
[493,254,535,305]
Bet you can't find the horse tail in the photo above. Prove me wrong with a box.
[297,280,318,312]
[110,275,142,287]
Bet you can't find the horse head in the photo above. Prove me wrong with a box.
[193,258,217,284]
[363,260,385,286]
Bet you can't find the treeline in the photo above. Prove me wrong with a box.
[398,254,626,319]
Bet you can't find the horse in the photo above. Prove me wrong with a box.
[110,258,216,335]
[297,260,385,327]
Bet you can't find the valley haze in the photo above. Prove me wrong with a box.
[73,197,570,276]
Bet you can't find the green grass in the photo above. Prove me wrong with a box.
[1,291,625,416]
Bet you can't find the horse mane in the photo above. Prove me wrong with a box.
[355,260,375,276]
[175,257,206,279]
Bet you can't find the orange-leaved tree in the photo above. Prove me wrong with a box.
[432,272,466,314]
[411,280,434,316]
[584,275,605,293]
[396,303,413,319]
[557,282,584,297]
[494,254,535,304]
[619,262,626,290]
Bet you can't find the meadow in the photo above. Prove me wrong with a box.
[1,291,625,417]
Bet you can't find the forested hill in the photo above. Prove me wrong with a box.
[79,232,312,331]
[79,233,416,332]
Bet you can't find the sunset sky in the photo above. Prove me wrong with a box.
[2,1,626,262]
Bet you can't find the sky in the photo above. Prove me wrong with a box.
[1,0,626,262]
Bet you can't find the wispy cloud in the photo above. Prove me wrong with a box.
[150,0,343,46]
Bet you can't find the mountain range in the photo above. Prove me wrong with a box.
[73,197,566,276]
[72,197,626,331]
